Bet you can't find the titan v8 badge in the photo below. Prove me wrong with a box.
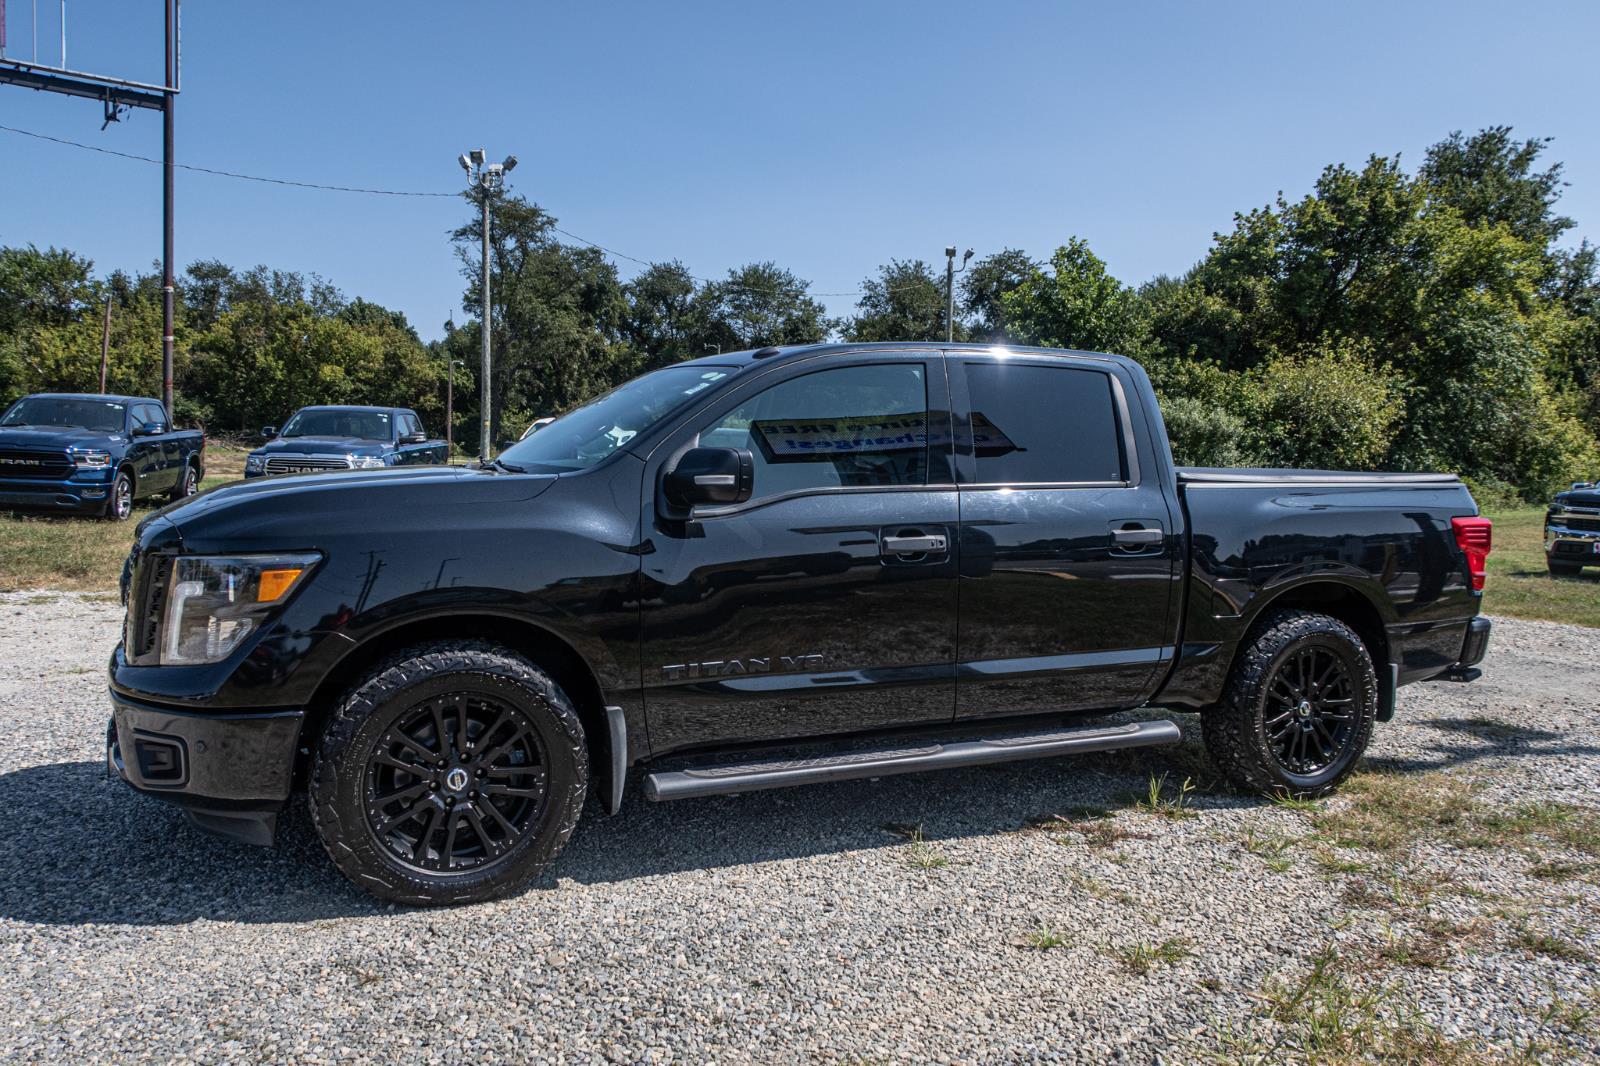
[662,654,823,681]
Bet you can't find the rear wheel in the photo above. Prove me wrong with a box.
[168,461,199,501]
[1203,610,1377,798]
[309,641,589,905]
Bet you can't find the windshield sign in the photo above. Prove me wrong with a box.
[0,397,126,433]
[497,366,733,474]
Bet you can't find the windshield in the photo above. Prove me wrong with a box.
[282,409,393,440]
[498,365,735,474]
[0,397,126,433]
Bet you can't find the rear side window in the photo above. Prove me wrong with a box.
[702,363,929,501]
[962,362,1124,484]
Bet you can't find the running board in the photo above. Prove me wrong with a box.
[643,719,1183,802]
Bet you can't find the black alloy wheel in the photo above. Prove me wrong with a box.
[1203,610,1377,798]
[171,463,199,501]
[310,641,589,905]
[364,693,550,873]
[1261,644,1357,777]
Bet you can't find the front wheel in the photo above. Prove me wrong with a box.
[1203,610,1377,798]
[103,470,134,521]
[309,641,589,906]
[1548,557,1583,578]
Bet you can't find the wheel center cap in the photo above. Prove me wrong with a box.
[1297,700,1313,719]
[443,767,470,793]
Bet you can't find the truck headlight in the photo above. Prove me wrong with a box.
[158,553,320,665]
[349,455,387,469]
[68,447,113,470]
[245,454,265,473]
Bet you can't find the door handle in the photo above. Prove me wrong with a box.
[883,534,947,556]
[1111,527,1164,547]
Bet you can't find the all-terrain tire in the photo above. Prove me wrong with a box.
[309,640,588,906]
[1202,610,1378,798]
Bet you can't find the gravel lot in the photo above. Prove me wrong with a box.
[1,592,1597,1063]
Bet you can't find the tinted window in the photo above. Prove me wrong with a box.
[398,412,421,437]
[702,363,928,500]
[1,397,126,432]
[134,403,164,430]
[963,363,1124,484]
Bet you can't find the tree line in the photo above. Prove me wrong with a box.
[2,126,1595,501]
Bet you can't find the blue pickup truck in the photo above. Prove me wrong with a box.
[0,393,204,520]
[244,406,446,478]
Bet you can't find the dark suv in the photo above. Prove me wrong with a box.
[1546,479,1600,576]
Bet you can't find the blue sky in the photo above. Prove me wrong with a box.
[2,1,1597,341]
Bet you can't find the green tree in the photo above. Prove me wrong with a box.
[961,249,1036,342]
[691,262,830,352]
[842,259,946,342]
[1001,238,1141,353]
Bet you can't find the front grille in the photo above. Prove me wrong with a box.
[1560,516,1600,533]
[264,455,350,474]
[123,553,173,665]
[0,448,71,479]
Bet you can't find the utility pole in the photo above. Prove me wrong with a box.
[98,294,112,392]
[446,358,463,459]
[458,148,517,462]
[0,3,179,410]
[161,0,176,417]
[944,245,973,343]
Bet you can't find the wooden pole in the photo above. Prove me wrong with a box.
[98,295,112,392]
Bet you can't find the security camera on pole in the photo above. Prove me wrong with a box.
[458,148,518,463]
[945,245,973,343]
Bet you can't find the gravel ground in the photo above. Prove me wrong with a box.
[1,592,1597,1064]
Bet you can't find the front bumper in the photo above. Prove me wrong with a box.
[106,689,304,846]
[1546,523,1600,565]
[0,475,109,513]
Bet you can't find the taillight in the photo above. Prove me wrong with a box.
[1451,516,1492,591]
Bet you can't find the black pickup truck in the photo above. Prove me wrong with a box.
[0,393,204,519]
[244,405,446,478]
[1546,479,1600,576]
[108,344,1493,904]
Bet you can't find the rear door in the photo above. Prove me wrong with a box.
[951,354,1180,719]
[639,352,960,753]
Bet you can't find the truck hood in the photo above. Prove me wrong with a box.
[150,464,557,554]
[0,426,124,450]
[252,436,391,457]
[1554,489,1600,510]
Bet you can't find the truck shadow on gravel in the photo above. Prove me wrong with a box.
[2,711,1589,926]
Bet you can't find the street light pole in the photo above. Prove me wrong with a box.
[944,245,973,344]
[459,149,517,463]
[161,0,178,417]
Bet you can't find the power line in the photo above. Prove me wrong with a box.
[1,122,961,303]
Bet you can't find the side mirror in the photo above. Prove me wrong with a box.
[261,426,278,440]
[664,447,754,509]
[400,431,427,445]
[132,421,163,437]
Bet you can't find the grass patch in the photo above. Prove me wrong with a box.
[1481,508,1600,628]
[1311,772,1481,853]
[0,441,248,594]
[1113,937,1192,975]
[1513,926,1594,964]
[1135,772,1198,821]
[1022,923,1070,951]
[886,824,949,871]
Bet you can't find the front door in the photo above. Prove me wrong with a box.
[950,354,1181,719]
[639,353,959,754]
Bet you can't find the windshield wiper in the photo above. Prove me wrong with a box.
[491,457,526,473]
